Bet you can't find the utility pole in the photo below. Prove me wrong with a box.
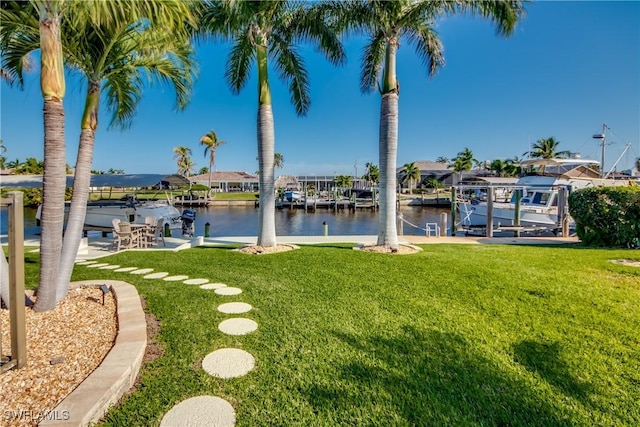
[592,123,609,178]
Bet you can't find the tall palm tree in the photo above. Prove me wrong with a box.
[2,0,67,311]
[2,0,196,305]
[530,137,572,159]
[200,129,226,192]
[450,147,476,183]
[400,161,420,193]
[174,145,193,176]
[199,0,345,247]
[363,162,379,186]
[331,0,524,250]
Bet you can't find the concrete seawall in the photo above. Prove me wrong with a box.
[208,200,255,207]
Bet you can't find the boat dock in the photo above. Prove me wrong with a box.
[275,198,378,211]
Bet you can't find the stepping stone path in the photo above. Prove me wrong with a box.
[184,278,209,285]
[218,318,258,336]
[99,264,120,270]
[214,287,242,296]
[76,260,97,265]
[164,275,190,282]
[160,396,235,427]
[217,302,252,314]
[130,268,154,275]
[202,348,255,379]
[114,266,138,272]
[200,283,227,290]
[144,272,169,279]
[87,263,110,268]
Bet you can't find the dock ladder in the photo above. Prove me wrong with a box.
[425,223,440,237]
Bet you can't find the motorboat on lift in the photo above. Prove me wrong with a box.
[459,158,632,229]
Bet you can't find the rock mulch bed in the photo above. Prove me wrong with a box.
[0,287,117,427]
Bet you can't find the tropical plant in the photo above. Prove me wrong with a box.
[435,156,448,164]
[274,152,284,169]
[200,129,226,191]
[0,139,6,169]
[173,145,194,176]
[334,174,352,188]
[528,137,572,159]
[489,159,509,177]
[198,166,209,175]
[363,162,379,185]
[199,0,345,247]
[331,0,524,250]
[400,162,421,193]
[422,176,442,193]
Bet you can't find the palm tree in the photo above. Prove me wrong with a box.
[435,156,448,164]
[173,145,193,176]
[363,162,379,186]
[450,147,476,183]
[200,129,226,192]
[3,1,195,304]
[199,0,345,247]
[529,137,572,159]
[2,0,67,311]
[334,175,352,189]
[274,152,285,169]
[332,0,524,250]
[400,162,420,193]
[489,159,509,177]
[0,139,6,169]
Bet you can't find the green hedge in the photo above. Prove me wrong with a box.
[569,185,640,248]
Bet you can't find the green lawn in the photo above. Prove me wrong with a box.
[23,244,640,425]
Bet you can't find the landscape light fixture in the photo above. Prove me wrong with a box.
[100,284,110,305]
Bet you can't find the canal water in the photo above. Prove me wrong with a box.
[1,206,450,238]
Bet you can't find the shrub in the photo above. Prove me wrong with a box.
[569,185,640,248]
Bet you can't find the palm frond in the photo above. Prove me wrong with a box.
[403,23,444,78]
[271,34,310,116]
[225,31,255,94]
[359,31,386,94]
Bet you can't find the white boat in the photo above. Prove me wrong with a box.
[284,190,304,202]
[37,195,183,231]
[459,158,632,229]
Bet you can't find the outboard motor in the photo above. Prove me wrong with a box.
[181,209,196,237]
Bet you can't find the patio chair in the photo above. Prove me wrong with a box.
[112,220,137,251]
[144,217,166,247]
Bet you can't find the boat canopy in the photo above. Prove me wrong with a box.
[0,173,190,189]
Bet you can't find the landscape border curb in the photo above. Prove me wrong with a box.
[40,280,146,427]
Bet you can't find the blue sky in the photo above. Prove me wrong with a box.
[1,1,639,177]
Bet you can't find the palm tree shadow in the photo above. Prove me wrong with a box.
[512,340,593,402]
[307,327,573,425]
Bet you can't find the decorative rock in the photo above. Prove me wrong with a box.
[160,395,235,427]
[200,283,227,290]
[164,275,190,282]
[217,302,252,314]
[99,264,120,270]
[218,318,258,336]
[144,272,169,279]
[202,348,255,379]
[87,263,110,269]
[214,287,242,296]
[114,267,138,272]
[130,268,154,275]
[184,278,209,285]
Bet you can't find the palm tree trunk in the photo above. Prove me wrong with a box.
[55,82,99,300]
[257,104,277,247]
[256,42,276,247]
[377,41,399,250]
[35,98,65,312]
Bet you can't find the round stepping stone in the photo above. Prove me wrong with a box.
[184,278,209,285]
[218,318,258,336]
[214,287,242,296]
[99,264,120,270]
[144,272,169,279]
[130,268,154,275]
[164,275,190,282]
[160,395,235,427]
[200,283,227,290]
[87,263,110,269]
[218,302,252,314]
[114,266,138,272]
[202,348,255,379]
